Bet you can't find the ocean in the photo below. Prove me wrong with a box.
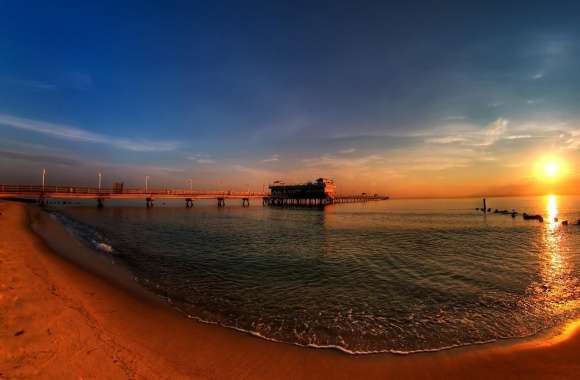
[44,195,580,354]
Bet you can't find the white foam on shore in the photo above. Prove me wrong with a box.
[95,242,113,253]
[170,303,510,356]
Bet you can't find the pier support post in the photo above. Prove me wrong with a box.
[97,197,104,209]
[242,198,249,207]
[146,197,154,208]
[217,197,225,207]
[185,198,193,208]
[483,198,487,213]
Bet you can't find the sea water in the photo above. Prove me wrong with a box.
[47,195,580,354]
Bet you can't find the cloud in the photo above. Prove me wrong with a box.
[423,118,508,147]
[4,78,57,91]
[565,129,580,149]
[505,134,532,140]
[480,118,508,146]
[196,159,216,164]
[531,72,544,80]
[404,156,472,171]
[302,154,383,169]
[261,154,280,162]
[0,113,178,152]
[187,154,216,164]
[339,148,356,154]
[232,164,277,178]
[0,150,78,166]
[425,136,467,144]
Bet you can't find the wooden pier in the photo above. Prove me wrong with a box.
[0,185,266,208]
[0,184,388,208]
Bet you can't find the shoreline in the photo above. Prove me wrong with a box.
[1,201,579,379]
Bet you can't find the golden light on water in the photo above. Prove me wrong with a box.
[535,194,578,317]
[546,194,559,229]
[544,195,562,275]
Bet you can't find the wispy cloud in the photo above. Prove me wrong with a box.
[3,78,57,91]
[425,136,467,144]
[339,148,356,154]
[424,118,509,147]
[302,154,383,169]
[565,129,580,149]
[526,99,543,105]
[187,154,216,164]
[0,113,178,152]
[0,150,78,166]
[261,154,280,162]
[531,72,544,80]
[444,115,467,121]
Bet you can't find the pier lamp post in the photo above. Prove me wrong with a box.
[145,176,150,193]
[42,169,46,191]
[188,178,193,193]
[98,172,102,191]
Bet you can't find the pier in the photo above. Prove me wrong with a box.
[0,182,389,208]
[0,185,266,208]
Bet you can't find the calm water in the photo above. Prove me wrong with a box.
[50,196,580,353]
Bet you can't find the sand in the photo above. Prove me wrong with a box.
[0,201,579,379]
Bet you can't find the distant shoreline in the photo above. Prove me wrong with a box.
[1,200,579,379]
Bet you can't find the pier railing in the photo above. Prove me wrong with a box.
[0,184,265,197]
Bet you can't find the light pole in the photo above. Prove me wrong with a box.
[98,172,102,191]
[145,176,150,193]
[42,169,46,191]
[188,179,193,192]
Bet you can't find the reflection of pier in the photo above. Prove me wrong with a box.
[264,178,388,207]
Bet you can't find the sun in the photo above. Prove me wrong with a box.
[544,162,559,178]
[535,156,567,182]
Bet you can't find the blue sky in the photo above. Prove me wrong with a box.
[0,1,579,196]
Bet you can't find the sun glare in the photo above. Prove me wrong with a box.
[544,162,559,178]
[535,156,567,182]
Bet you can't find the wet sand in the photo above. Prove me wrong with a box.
[0,201,579,379]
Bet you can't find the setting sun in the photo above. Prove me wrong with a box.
[535,156,568,183]
[544,162,559,178]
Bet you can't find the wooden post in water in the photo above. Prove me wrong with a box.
[483,198,487,213]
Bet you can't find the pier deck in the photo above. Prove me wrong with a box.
[0,185,388,208]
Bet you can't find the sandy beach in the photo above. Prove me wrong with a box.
[1,201,579,380]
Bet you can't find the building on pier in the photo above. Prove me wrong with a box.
[266,178,336,206]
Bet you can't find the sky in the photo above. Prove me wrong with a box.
[0,1,579,197]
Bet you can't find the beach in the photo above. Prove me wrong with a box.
[1,200,579,380]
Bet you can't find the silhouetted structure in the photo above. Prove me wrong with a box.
[265,178,386,207]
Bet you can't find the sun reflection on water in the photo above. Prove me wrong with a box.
[545,195,561,273]
[535,194,577,317]
[547,194,559,230]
